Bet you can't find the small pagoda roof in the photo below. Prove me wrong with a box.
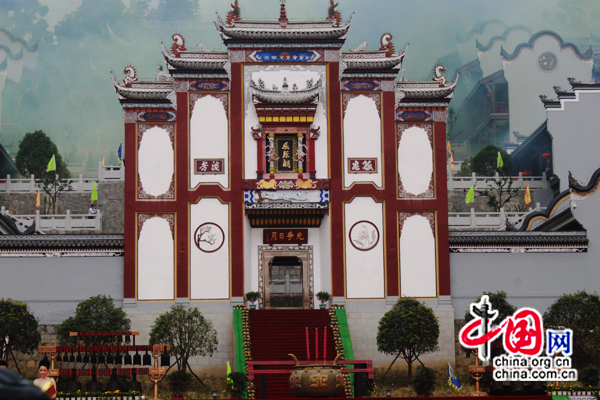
[112,71,174,102]
[214,2,352,44]
[161,43,228,71]
[215,16,352,42]
[251,78,321,105]
[342,43,407,70]
[396,72,459,101]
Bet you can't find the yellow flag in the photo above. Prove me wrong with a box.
[465,185,475,204]
[226,361,232,386]
[450,153,455,172]
[91,182,98,202]
[497,151,504,169]
[102,156,105,166]
[46,154,56,172]
[35,190,40,211]
[447,141,452,155]
[524,184,532,205]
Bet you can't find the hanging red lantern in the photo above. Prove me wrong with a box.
[522,170,531,176]
[543,152,551,159]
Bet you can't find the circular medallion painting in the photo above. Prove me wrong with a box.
[538,52,558,72]
[194,222,225,253]
[349,220,380,251]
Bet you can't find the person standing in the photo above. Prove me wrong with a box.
[33,359,56,399]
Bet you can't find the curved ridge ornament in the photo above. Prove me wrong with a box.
[379,33,394,57]
[433,64,447,86]
[171,34,187,57]
[123,65,137,86]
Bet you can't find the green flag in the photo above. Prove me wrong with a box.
[465,185,475,204]
[46,154,56,172]
[91,182,98,202]
[497,151,504,169]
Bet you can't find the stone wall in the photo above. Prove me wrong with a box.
[0,181,124,233]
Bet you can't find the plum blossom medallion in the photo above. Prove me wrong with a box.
[349,220,380,251]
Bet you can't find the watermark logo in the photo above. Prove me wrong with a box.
[459,295,577,381]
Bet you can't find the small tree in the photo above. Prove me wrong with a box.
[0,298,41,375]
[149,304,218,385]
[57,294,131,345]
[469,145,521,212]
[543,290,600,364]
[376,297,439,383]
[464,290,517,324]
[15,130,71,214]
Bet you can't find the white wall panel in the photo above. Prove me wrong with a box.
[138,215,174,300]
[398,125,433,197]
[344,197,385,299]
[138,125,174,198]
[190,95,229,189]
[399,213,437,297]
[344,95,382,187]
[190,198,230,300]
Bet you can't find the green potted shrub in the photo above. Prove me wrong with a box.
[228,371,248,398]
[316,291,331,309]
[412,365,436,397]
[245,291,261,309]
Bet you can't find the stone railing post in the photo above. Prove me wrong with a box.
[518,172,523,187]
[470,207,476,227]
[97,210,102,232]
[78,174,84,192]
[65,209,71,229]
[472,172,477,189]
[500,207,505,227]
[30,174,36,192]
[36,209,40,230]
[6,174,10,193]
[98,161,102,181]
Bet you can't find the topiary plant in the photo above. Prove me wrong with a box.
[579,366,599,387]
[166,370,193,398]
[412,365,437,396]
[245,291,261,308]
[317,291,331,304]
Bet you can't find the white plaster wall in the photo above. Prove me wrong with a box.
[457,21,507,65]
[504,35,593,140]
[478,28,532,77]
[243,65,328,179]
[344,197,385,299]
[400,214,437,298]
[548,90,600,191]
[343,95,382,187]
[138,126,174,197]
[138,216,174,300]
[398,126,433,196]
[190,95,229,189]
[190,199,230,300]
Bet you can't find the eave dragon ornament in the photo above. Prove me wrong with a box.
[227,0,241,25]
[326,0,341,27]
[433,65,447,86]
[379,33,395,57]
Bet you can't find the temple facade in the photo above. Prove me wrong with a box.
[111,2,459,366]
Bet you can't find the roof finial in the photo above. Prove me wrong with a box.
[226,0,241,25]
[279,0,288,27]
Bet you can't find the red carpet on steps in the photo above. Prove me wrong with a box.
[248,309,344,399]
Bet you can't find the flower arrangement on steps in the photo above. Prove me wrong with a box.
[233,304,254,399]
[329,304,353,397]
